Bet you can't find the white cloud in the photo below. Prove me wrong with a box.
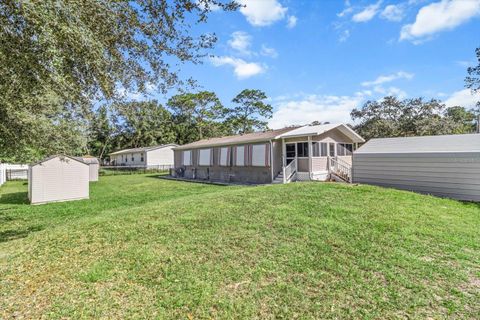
[400,0,480,42]
[361,71,414,87]
[228,31,252,55]
[381,4,405,22]
[260,44,278,58]
[339,29,351,42]
[268,94,366,128]
[196,0,221,12]
[352,1,383,23]
[238,0,288,26]
[373,86,408,99]
[444,89,480,108]
[286,15,298,28]
[210,56,265,79]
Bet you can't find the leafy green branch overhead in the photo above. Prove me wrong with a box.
[0,0,239,162]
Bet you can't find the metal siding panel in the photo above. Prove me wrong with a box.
[352,153,480,201]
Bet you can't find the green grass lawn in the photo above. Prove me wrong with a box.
[1,175,479,319]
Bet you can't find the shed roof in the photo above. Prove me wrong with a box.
[109,144,178,156]
[277,123,365,142]
[355,134,480,154]
[174,127,298,150]
[30,155,88,167]
[74,156,100,164]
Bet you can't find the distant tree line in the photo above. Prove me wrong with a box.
[350,97,478,140]
[87,89,273,161]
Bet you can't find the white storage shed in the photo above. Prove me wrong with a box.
[75,157,100,181]
[28,155,90,205]
[352,134,480,202]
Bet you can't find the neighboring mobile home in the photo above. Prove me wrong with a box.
[28,155,90,205]
[352,134,480,202]
[109,144,178,168]
[173,123,365,184]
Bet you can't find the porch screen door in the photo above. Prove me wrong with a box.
[286,143,296,165]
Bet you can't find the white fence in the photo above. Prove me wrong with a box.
[0,164,6,186]
[5,164,29,180]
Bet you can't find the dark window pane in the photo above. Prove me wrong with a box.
[321,143,328,157]
[297,142,309,157]
[329,143,335,157]
[312,142,319,157]
[345,144,353,155]
[286,144,295,158]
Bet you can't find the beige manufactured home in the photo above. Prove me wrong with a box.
[109,144,178,168]
[352,134,480,202]
[28,155,90,205]
[173,123,365,184]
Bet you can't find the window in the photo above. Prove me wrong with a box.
[131,154,134,162]
[297,142,309,157]
[329,143,335,157]
[235,145,246,166]
[219,147,230,166]
[199,149,212,166]
[125,155,128,163]
[286,144,295,158]
[312,142,328,157]
[141,153,144,162]
[252,144,270,167]
[337,143,353,156]
[183,150,192,166]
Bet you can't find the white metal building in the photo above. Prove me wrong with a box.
[352,134,480,202]
[28,155,90,205]
[109,144,178,168]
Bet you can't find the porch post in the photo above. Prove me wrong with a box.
[308,136,312,179]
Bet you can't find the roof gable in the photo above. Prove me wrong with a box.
[31,155,88,167]
[277,123,365,143]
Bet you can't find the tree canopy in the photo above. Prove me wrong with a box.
[226,89,273,134]
[0,0,238,162]
[465,48,480,102]
[351,96,477,140]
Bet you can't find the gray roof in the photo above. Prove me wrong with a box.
[277,123,365,142]
[355,133,480,154]
[109,144,178,156]
[174,127,298,150]
[31,155,88,167]
[74,156,99,164]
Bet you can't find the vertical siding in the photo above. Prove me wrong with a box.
[30,157,89,204]
[352,152,480,202]
[89,163,99,181]
[146,146,175,167]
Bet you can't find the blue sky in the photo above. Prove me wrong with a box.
[136,0,480,128]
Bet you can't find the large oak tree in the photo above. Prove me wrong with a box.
[0,0,238,162]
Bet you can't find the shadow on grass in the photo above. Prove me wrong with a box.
[461,200,480,209]
[0,192,29,205]
[0,225,43,243]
